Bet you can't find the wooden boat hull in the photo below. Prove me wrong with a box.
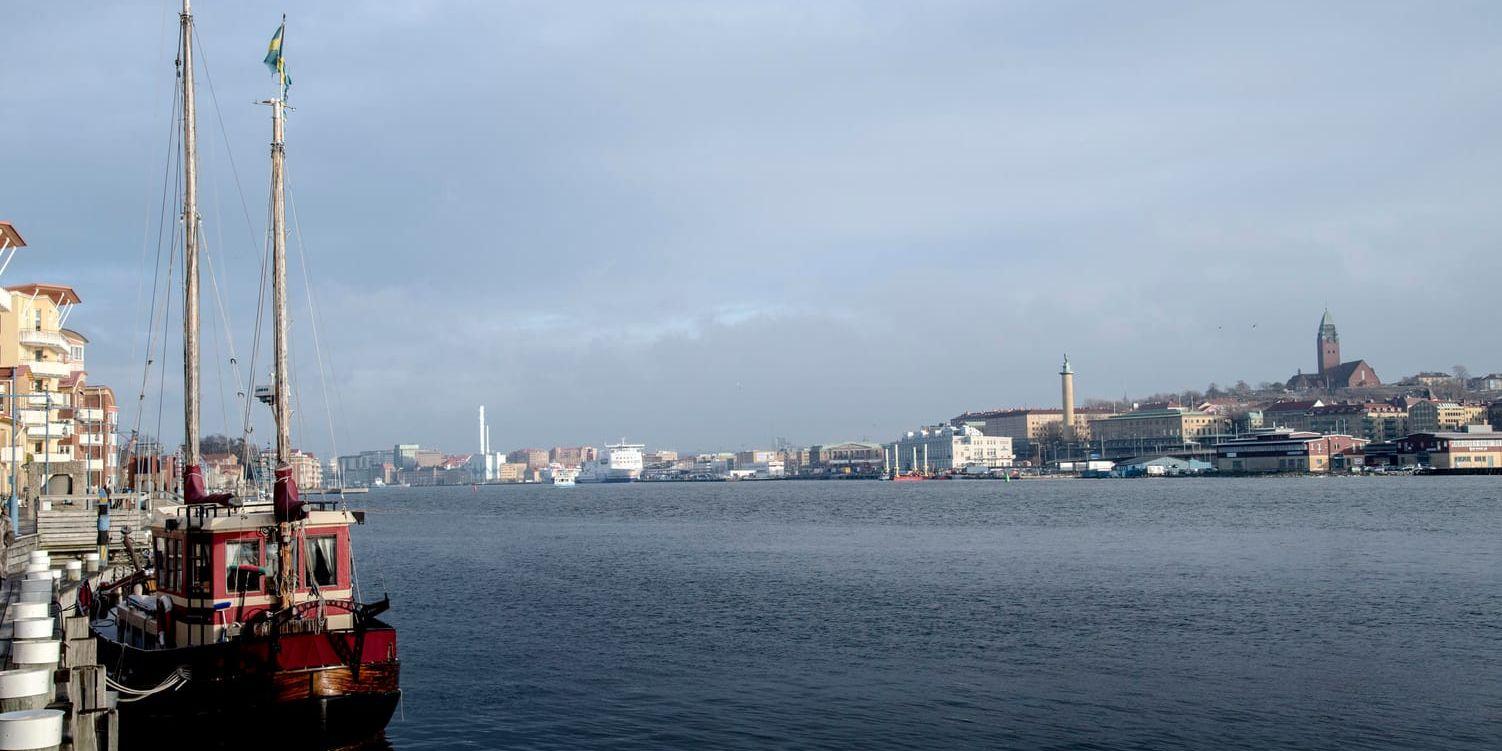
[96,623,399,749]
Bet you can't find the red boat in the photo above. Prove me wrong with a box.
[93,493,399,746]
[93,5,398,746]
[892,472,929,482]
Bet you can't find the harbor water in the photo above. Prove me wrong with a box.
[360,477,1500,750]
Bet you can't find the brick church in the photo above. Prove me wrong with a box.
[1286,310,1380,391]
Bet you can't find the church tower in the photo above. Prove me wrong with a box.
[1316,309,1340,376]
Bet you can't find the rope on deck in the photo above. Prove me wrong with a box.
[105,666,191,702]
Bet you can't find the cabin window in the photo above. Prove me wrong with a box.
[162,538,182,591]
[304,535,337,588]
[224,540,261,593]
[189,541,210,596]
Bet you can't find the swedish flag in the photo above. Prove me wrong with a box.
[263,20,291,92]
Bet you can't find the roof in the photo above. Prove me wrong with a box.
[6,283,80,306]
[1407,431,1502,441]
[1320,308,1334,328]
[0,222,25,248]
[1309,402,1402,415]
[1325,360,1379,386]
[954,407,1116,420]
[59,328,88,344]
[1265,400,1323,412]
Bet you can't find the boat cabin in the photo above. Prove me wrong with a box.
[113,500,360,648]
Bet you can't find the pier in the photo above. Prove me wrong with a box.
[0,493,156,751]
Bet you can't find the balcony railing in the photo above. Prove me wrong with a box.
[25,361,74,379]
[18,330,70,352]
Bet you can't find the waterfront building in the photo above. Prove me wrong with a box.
[76,382,119,489]
[1490,401,1502,432]
[414,448,446,468]
[805,441,883,465]
[338,449,395,487]
[1213,429,1366,473]
[807,442,885,475]
[201,452,242,489]
[951,406,1116,455]
[393,443,419,470]
[506,448,550,471]
[1407,400,1487,433]
[1261,400,1323,431]
[734,450,776,466]
[549,446,596,467]
[0,282,124,495]
[1231,409,1265,434]
[290,450,324,490]
[497,462,527,483]
[1114,456,1212,477]
[891,424,1014,474]
[1305,402,1409,442]
[1285,310,1381,391]
[642,449,677,466]
[1396,426,1502,470]
[1089,406,1230,458]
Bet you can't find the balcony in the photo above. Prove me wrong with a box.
[25,361,73,379]
[77,433,102,446]
[32,453,72,465]
[75,408,103,422]
[42,422,73,438]
[18,329,70,352]
[18,409,46,426]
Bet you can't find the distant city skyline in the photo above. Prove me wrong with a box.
[5,2,1502,456]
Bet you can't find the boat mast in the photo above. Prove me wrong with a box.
[271,57,290,469]
[181,0,202,471]
[266,17,296,608]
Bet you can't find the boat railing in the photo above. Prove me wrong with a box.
[173,499,344,527]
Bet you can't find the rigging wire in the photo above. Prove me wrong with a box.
[155,238,180,466]
[129,5,178,393]
[193,24,265,469]
[131,78,184,451]
[285,173,345,492]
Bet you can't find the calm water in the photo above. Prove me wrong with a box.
[355,477,1502,750]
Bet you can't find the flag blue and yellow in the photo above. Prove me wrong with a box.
[264,20,291,93]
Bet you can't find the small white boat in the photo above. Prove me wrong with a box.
[541,462,579,486]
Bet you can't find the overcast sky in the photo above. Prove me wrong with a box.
[4,1,1502,457]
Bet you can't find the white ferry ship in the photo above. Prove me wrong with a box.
[577,442,645,483]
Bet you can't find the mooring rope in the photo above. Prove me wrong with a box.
[105,667,191,702]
